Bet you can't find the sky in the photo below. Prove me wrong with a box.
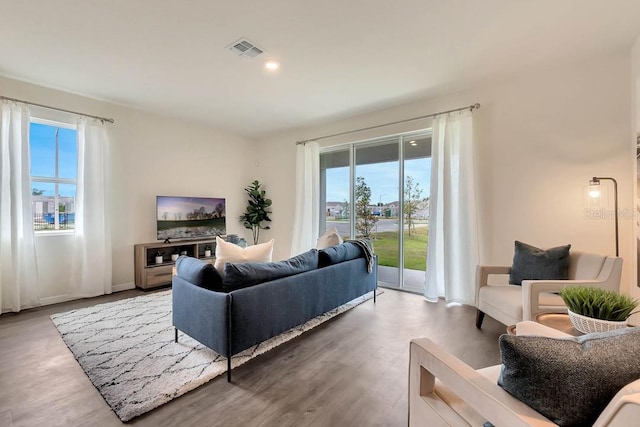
[326,158,431,203]
[30,122,77,197]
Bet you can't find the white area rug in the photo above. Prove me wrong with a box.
[51,289,378,421]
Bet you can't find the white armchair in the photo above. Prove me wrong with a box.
[408,322,640,426]
[475,251,622,328]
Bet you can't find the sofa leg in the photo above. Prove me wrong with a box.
[227,294,233,383]
[475,310,485,329]
[174,328,178,343]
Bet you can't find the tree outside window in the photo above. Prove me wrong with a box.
[404,175,423,237]
[355,176,378,238]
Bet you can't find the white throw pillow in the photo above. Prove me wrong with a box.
[214,236,274,274]
[316,225,343,249]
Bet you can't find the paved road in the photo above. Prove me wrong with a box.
[327,219,394,235]
[327,219,427,235]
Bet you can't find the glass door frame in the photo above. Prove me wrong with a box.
[319,129,431,292]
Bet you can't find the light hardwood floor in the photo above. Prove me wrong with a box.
[0,288,507,426]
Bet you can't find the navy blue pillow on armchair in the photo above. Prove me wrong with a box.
[509,241,571,285]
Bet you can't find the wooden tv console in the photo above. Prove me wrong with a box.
[134,238,217,289]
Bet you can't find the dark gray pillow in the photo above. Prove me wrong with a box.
[498,328,640,426]
[509,241,571,285]
[175,255,223,291]
[318,242,363,267]
[222,249,319,291]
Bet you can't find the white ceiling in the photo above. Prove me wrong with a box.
[2,0,640,139]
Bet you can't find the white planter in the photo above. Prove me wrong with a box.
[171,254,179,262]
[155,255,163,265]
[204,250,212,257]
[568,309,627,334]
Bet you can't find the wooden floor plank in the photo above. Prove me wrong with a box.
[0,288,506,426]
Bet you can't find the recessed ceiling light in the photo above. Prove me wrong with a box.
[265,60,280,70]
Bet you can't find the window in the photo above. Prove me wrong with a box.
[320,130,431,293]
[30,119,77,231]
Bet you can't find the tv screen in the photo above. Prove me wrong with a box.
[156,196,226,241]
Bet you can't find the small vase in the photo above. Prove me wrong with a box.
[204,250,212,257]
[155,255,163,264]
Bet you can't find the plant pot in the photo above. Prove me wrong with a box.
[204,250,211,257]
[171,254,179,262]
[567,309,627,334]
[155,255,163,265]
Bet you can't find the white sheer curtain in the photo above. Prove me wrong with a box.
[290,141,319,256]
[69,118,112,297]
[0,101,39,312]
[424,110,479,305]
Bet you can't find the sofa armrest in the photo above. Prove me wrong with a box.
[172,275,229,355]
[594,379,640,427]
[475,265,511,305]
[521,279,600,321]
[409,338,556,427]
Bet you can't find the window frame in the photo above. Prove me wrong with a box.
[319,128,432,292]
[30,117,78,234]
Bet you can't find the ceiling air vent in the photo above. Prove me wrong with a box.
[227,38,265,58]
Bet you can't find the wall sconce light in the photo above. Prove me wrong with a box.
[588,176,618,256]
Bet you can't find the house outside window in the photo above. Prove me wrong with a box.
[30,119,77,231]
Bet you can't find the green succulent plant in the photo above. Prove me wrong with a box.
[239,180,272,245]
[559,286,638,322]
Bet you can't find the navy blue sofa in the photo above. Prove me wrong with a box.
[172,242,377,382]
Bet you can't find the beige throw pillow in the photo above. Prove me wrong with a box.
[214,236,274,274]
[316,226,343,249]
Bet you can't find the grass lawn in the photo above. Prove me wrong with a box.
[371,227,428,271]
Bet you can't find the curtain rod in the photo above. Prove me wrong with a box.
[0,95,115,124]
[295,102,480,145]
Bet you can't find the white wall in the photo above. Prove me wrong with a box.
[257,50,635,294]
[1,76,256,304]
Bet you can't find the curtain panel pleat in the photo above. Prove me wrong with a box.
[424,111,479,304]
[290,141,320,256]
[69,118,112,297]
[0,101,40,312]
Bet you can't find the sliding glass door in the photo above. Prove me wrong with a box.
[319,148,351,240]
[319,130,431,292]
[355,138,400,287]
[402,135,431,292]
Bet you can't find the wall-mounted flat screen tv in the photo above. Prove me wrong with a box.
[156,196,226,242]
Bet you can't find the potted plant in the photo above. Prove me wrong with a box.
[239,180,272,245]
[155,251,163,265]
[559,286,638,333]
[204,245,212,257]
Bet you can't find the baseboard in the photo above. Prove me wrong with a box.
[112,282,136,292]
[39,294,76,306]
[39,282,137,307]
